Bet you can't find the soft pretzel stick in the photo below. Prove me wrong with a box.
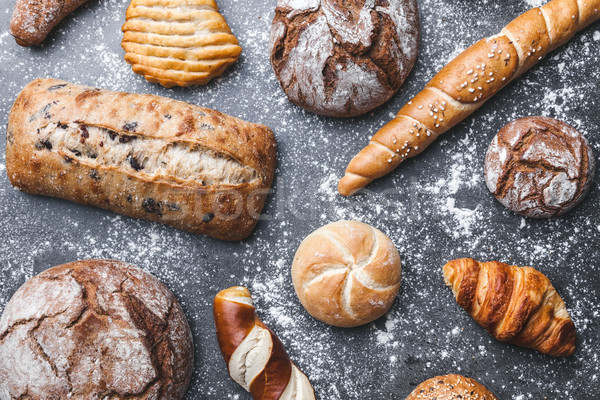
[338,0,600,196]
[213,286,315,399]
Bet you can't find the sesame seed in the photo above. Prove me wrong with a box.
[478,87,482,90]
[408,101,412,105]
[469,88,475,93]
[467,69,473,74]
[415,146,419,150]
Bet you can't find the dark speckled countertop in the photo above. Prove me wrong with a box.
[0,0,599,398]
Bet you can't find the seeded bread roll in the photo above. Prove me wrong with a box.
[485,116,595,218]
[338,0,600,195]
[406,374,498,400]
[6,78,277,241]
[0,259,193,399]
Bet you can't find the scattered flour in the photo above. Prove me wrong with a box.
[0,0,599,399]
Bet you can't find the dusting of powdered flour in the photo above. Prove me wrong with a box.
[0,0,599,399]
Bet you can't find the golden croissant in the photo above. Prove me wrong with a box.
[443,258,576,357]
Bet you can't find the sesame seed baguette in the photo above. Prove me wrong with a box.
[338,0,600,196]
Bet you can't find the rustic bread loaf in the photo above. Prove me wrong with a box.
[484,116,595,218]
[0,259,193,399]
[406,374,498,400]
[6,78,277,241]
[122,0,242,87]
[292,220,401,327]
[10,0,88,46]
[270,0,420,117]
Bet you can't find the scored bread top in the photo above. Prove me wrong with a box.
[122,0,242,87]
[8,78,276,186]
[6,79,276,240]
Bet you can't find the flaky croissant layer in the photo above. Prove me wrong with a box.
[443,258,576,357]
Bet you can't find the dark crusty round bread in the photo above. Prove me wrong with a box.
[269,0,420,118]
[406,374,498,400]
[0,260,193,399]
[485,116,595,218]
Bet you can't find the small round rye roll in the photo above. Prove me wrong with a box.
[485,116,595,218]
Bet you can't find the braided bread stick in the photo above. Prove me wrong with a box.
[444,258,576,357]
[338,0,600,196]
[213,287,315,399]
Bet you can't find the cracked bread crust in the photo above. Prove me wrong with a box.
[484,116,595,218]
[269,0,420,117]
[0,259,193,400]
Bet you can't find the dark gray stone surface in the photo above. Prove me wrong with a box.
[0,0,599,399]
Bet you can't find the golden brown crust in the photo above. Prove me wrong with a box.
[121,0,242,87]
[443,258,576,357]
[428,36,518,104]
[213,287,315,400]
[292,221,401,327]
[338,0,600,196]
[406,374,498,400]
[501,8,551,74]
[9,0,88,46]
[541,0,581,49]
[6,78,277,241]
